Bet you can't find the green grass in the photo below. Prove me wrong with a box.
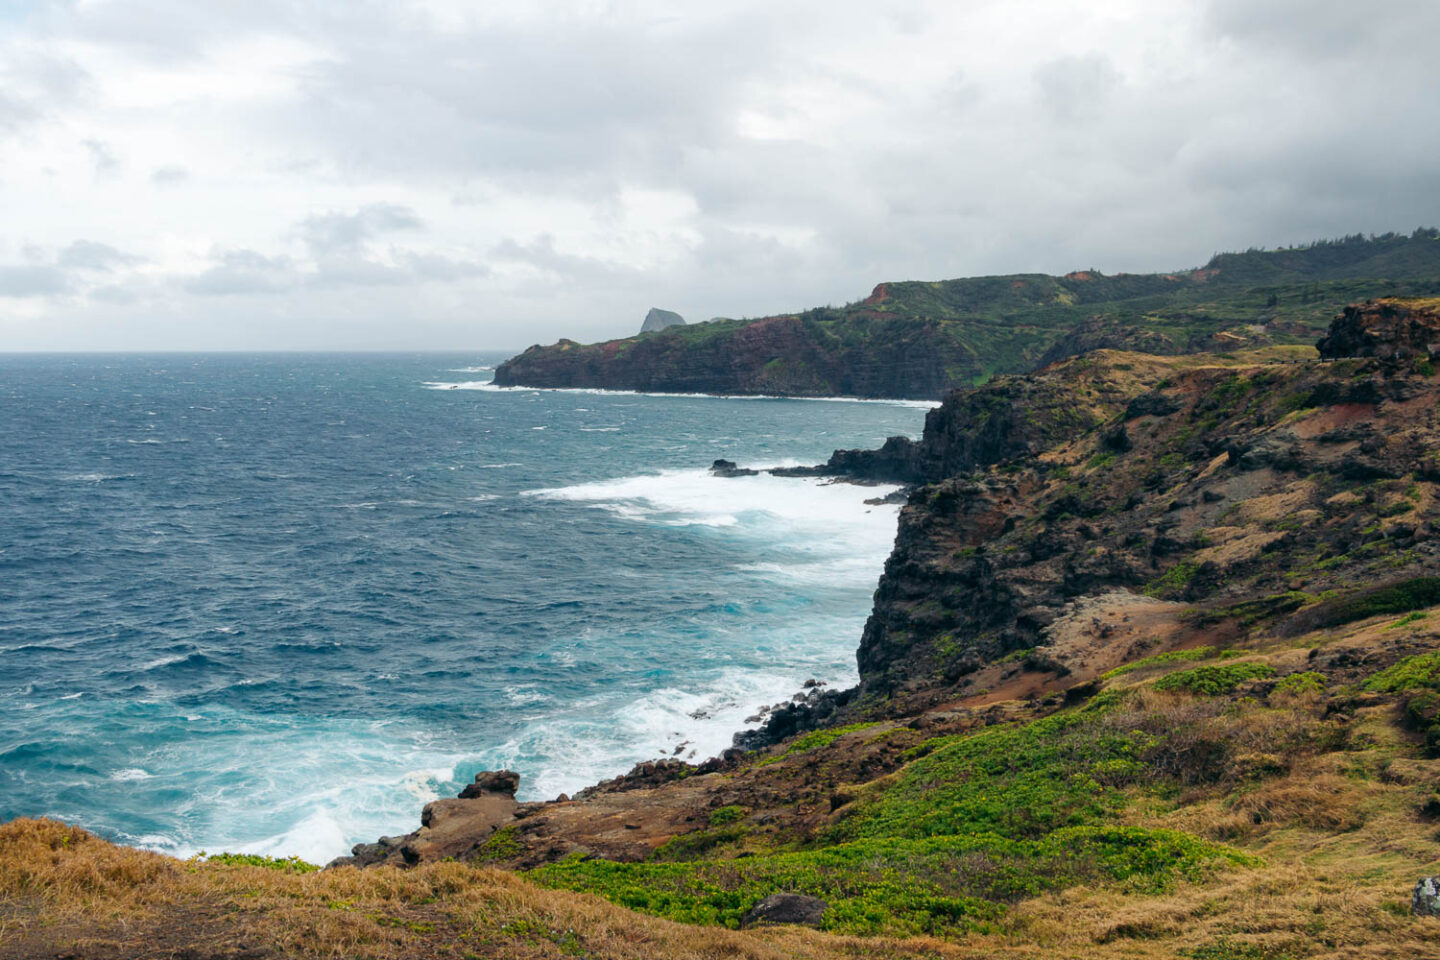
[1153,663,1277,696]
[194,852,320,873]
[1290,576,1440,632]
[1366,652,1440,693]
[1272,672,1325,696]
[1101,646,1236,680]
[707,805,745,827]
[529,691,1258,937]
[755,721,881,766]
[1144,561,1201,598]
[528,828,1247,937]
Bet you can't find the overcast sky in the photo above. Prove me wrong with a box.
[1,0,1437,350]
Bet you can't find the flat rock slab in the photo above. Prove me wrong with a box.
[741,893,828,928]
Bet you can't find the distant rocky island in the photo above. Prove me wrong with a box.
[640,307,686,333]
[494,230,1440,399]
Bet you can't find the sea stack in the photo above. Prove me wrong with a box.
[640,307,686,333]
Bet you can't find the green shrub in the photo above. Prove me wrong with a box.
[529,827,1247,937]
[1154,663,1276,696]
[1272,672,1325,696]
[708,805,745,827]
[1366,652,1440,693]
[195,852,320,873]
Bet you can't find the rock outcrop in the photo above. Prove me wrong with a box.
[641,308,686,334]
[1416,876,1440,917]
[1317,298,1440,361]
[740,893,828,928]
[1036,317,1181,367]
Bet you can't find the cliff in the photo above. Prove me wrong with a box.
[13,301,1440,958]
[495,230,1440,399]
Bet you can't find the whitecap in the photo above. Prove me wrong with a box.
[430,381,938,408]
[522,469,900,548]
[111,768,152,781]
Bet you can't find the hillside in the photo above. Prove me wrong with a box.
[493,230,1440,399]
[8,301,1440,959]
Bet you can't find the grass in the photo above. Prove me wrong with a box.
[1153,663,1277,696]
[193,851,321,873]
[1101,646,1236,679]
[756,721,882,766]
[1365,652,1440,756]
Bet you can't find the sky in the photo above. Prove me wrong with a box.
[1,0,1438,351]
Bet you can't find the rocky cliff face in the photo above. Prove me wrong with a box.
[853,346,1440,706]
[494,314,967,399]
[1317,297,1440,361]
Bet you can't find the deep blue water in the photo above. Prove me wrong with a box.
[0,354,928,862]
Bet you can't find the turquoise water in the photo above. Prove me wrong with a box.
[0,353,928,862]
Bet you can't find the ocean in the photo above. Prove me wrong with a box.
[0,353,929,864]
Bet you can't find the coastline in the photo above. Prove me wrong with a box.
[423,379,940,409]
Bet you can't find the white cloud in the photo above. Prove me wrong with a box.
[0,0,1436,349]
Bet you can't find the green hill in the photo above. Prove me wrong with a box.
[494,229,1440,399]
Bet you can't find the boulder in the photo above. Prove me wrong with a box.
[459,769,520,799]
[710,459,758,478]
[741,893,828,928]
[640,307,686,334]
[1417,876,1440,917]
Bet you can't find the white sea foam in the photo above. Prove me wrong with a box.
[447,365,495,373]
[522,469,901,551]
[110,768,152,781]
[422,380,937,408]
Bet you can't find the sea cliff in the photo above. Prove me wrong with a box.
[494,231,1440,399]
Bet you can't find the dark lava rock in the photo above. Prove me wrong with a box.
[740,893,829,928]
[459,769,520,799]
[710,459,759,477]
[1319,299,1440,361]
[1125,390,1182,419]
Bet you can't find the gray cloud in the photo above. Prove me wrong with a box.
[298,203,424,257]
[1,1,1438,349]
[183,248,296,296]
[57,240,142,271]
[0,264,69,298]
[150,165,189,186]
[81,138,120,177]
[1034,54,1121,121]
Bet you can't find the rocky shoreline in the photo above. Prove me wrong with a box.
[321,298,1440,949]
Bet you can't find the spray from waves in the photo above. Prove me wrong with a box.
[422,380,938,409]
[522,469,902,565]
[476,659,861,802]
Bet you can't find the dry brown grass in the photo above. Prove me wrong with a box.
[0,818,967,960]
